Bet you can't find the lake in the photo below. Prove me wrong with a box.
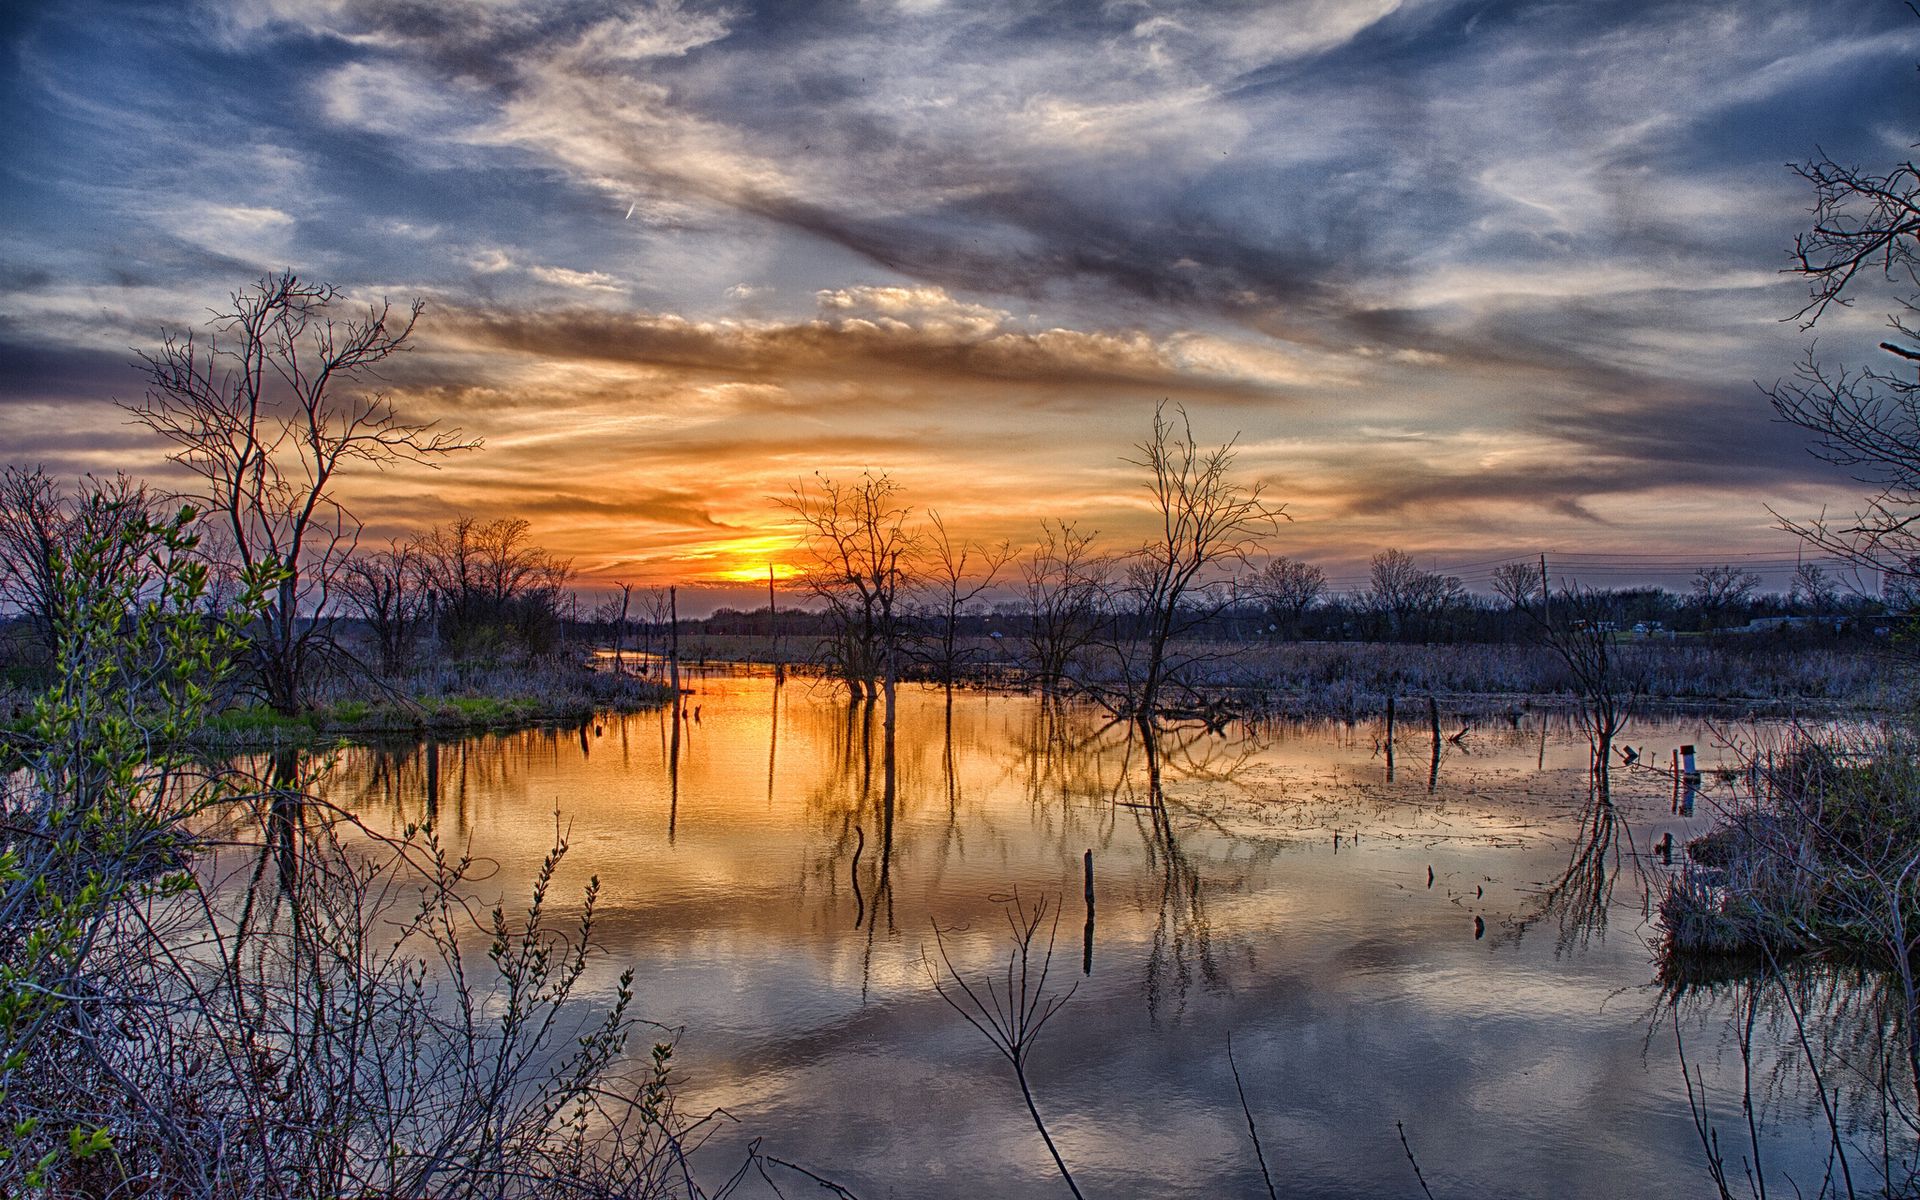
[314,669,1882,1198]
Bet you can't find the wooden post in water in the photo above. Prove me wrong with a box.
[768,563,784,682]
[669,586,682,699]
[1428,695,1442,793]
[1385,694,1396,781]
[1083,849,1095,976]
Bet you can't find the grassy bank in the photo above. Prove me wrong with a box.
[200,661,675,748]
[1661,727,1920,968]
[1,659,676,754]
[1208,640,1899,715]
[668,633,1903,714]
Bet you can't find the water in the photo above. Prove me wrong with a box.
[316,671,1875,1198]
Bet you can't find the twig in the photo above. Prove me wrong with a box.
[1228,1033,1277,1200]
[927,891,1084,1200]
[753,1141,866,1199]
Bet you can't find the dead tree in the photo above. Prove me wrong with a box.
[338,540,431,677]
[1365,548,1464,641]
[1517,585,1641,782]
[913,511,1012,685]
[780,471,916,710]
[414,516,572,661]
[1020,519,1109,695]
[1766,148,1920,605]
[125,272,475,712]
[1688,564,1761,630]
[1111,404,1283,723]
[1248,555,1324,637]
[594,582,635,673]
[1490,560,1541,611]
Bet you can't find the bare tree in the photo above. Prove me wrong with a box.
[338,540,431,677]
[913,511,1012,685]
[1367,549,1464,640]
[125,272,476,712]
[1789,561,1841,615]
[1689,564,1761,628]
[1248,555,1324,636]
[1491,559,1541,611]
[1766,146,1920,605]
[1513,584,1642,782]
[416,516,572,660]
[594,582,635,673]
[1021,519,1110,695]
[635,586,673,673]
[780,471,916,708]
[1112,404,1283,722]
[0,468,156,662]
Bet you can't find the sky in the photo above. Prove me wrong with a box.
[3,0,1919,608]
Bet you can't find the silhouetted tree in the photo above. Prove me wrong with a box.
[1249,555,1324,635]
[1366,549,1463,640]
[1767,143,1920,604]
[1111,405,1283,720]
[416,516,571,660]
[1689,564,1761,628]
[1490,560,1541,611]
[1789,561,1841,615]
[0,468,156,665]
[781,471,916,705]
[125,272,475,712]
[594,582,635,673]
[1021,520,1109,694]
[1513,583,1642,782]
[914,512,1011,684]
[339,540,431,676]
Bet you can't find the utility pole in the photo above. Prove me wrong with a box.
[1539,554,1551,626]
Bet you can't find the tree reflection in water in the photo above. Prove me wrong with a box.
[258,675,1905,1196]
[1127,719,1271,1024]
[1665,959,1920,1198]
[1506,763,1635,957]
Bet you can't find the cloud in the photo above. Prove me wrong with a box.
[430,291,1334,400]
[5,0,1916,578]
[528,265,625,292]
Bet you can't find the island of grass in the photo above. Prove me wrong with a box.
[205,661,675,748]
[1,656,676,753]
[1660,727,1920,982]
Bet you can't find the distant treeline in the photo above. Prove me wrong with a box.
[667,562,1881,648]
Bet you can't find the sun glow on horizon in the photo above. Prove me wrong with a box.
[670,533,808,586]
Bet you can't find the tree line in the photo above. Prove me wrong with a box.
[674,547,1874,666]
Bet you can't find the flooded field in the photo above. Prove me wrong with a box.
[313,671,1880,1198]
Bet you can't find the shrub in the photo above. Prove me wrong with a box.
[0,503,718,1196]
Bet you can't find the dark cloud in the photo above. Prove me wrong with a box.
[431,302,1295,402]
[0,331,136,403]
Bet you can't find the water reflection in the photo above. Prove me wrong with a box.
[1663,960,1920,1196]
[1507,784,1628,957]
[304,674,1856,1199]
